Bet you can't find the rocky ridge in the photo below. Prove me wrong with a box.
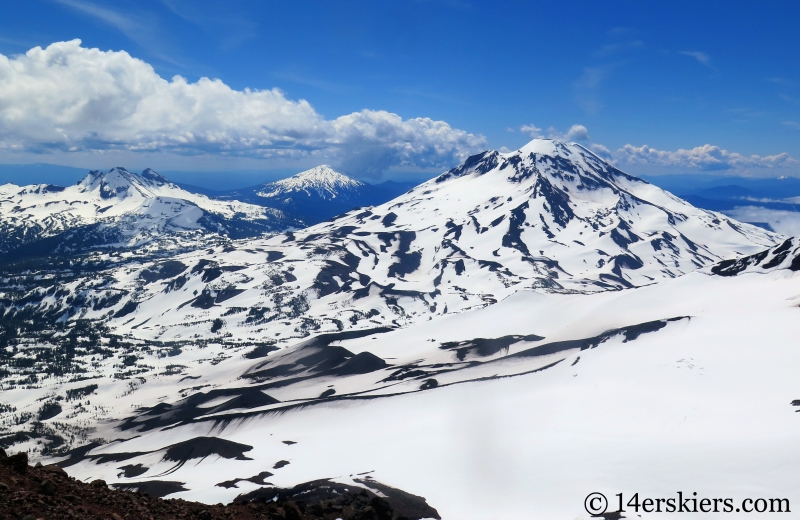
[0,449,438,520]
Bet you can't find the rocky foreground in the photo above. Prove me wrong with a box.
[0,449,437,520]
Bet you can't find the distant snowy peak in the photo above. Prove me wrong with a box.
[0,167,297,258]
[258,165,364,200]
[78,166,172,199]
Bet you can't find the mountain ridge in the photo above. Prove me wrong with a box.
[0,167,298,261]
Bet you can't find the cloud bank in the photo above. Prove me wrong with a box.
[616,143,796,171]
[723,206,800,236]
[0,40,486,176]
[515,123,796,173]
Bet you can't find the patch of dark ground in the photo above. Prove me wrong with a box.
[118,387,281,431]
[216,471,273,489]
[244,328,393,382]
[59,437,255,475]
[237,478,439,520]
[113,332,395,432]
[0,449,439,520]
[508,317,689,361]
[440,333,544,361]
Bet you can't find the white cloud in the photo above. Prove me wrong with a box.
[0,40,485,176]
[565,124,589,141]
[679,51,712,68]
[615,144,796,171]
[519,123,588,142]
[722,206,800,236]
[589,143,613,159]
[514,122,796,174]
[519,124,543,138]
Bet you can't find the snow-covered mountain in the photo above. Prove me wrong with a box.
[221,165,415,224]
[0,167,296,260]
[258,165,365,200]
[4,139,779,343]
[0,139,791,518]
[41,236,800,518]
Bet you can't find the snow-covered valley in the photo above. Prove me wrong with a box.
[52,261,800,518]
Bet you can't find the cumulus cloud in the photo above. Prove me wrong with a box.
[588,143,613,160]
[518,123,589,142]
[564,124,589,141]
[0,40,485,176]
[520,124,543,138]
[615,144,796,171]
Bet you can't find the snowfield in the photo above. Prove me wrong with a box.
[52,260,800,519]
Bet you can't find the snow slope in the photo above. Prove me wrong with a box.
[0,167,295,258]
[38,238,800,519]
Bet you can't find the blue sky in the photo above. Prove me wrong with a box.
[0,0,798,183]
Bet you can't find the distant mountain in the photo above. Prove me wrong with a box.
[0,167,297,262]
[680,185,800,215]
[694,184,758,200]
[217,165,416,224]
[642,173,800,200]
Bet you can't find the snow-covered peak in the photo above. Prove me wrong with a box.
[514,137,564,156]
[258,165,364,200]
[0,167,296,256]
[139,167,172,186]
[435,138,633,188]
[510,138,605,160]
[77,167,174,199]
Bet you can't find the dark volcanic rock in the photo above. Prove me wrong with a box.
[39,478,56,496]
[0,451,440,520]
